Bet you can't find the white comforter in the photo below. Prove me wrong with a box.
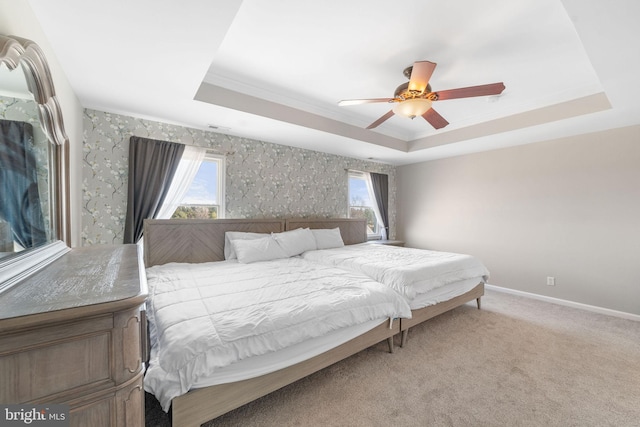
[144,257,411,410]
[301,244,490,301]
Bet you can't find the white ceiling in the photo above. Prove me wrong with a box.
[27,0,640,165]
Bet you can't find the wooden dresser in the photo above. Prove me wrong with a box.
[0,244,147,427]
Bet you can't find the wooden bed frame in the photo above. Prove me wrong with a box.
[143,218,399,427]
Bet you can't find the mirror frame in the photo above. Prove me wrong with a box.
[0,34,71,292]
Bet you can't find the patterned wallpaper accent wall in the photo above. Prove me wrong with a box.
[82,109,396,245]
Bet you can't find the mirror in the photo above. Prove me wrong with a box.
[0,34,70,292]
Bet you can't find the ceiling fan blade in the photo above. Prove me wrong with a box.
[433,82,505,101]
[422,108,449,130]
[366,110,395,129]
[338,98,394,106]
[408,61,437,93]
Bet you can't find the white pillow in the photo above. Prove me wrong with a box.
[272,228,317,257]
[311,228,344,250]
[224,231,269,260]
[232,235,289,264]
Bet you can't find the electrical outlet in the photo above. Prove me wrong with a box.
[546,276,555,286]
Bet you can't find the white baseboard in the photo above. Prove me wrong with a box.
[485,284,640,322]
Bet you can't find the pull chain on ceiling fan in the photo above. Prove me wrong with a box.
[338,60,505,130]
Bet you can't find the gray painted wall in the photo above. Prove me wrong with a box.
[397,125,640,315]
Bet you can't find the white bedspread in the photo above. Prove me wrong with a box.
[144,257,411,410]
[301,244,489,301]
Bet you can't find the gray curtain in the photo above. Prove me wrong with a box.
[370,172,389,238]
[0,119,46,249]
[123,136,185,244]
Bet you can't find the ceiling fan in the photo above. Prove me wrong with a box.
[338,60,505,130]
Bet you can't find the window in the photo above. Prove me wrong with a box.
[171,153,225,219]
[348,171,380,239]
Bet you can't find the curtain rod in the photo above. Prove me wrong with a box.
[345,168,387,176]
[133,136,235,156]
[204,147,235,156]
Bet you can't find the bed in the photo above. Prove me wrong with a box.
[142,218,411,427]
[285,218,489,346]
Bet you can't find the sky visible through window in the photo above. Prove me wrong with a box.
[349,176,372,206]
[181,161,218,204]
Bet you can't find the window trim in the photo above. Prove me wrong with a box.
[208,152,226,218]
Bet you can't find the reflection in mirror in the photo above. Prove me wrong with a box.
[0,62,54,254]
[0,35,70,293]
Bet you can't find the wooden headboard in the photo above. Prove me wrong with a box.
[143,217,367,267]
[285,218,367,245]
[143,219,285,267]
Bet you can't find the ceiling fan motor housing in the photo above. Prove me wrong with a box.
[394,82,434,100]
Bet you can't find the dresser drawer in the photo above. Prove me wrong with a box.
[0,316,114,403]
[0,306,144,404]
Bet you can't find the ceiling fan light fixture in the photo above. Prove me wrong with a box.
[392,98,432,118]
[339,60,505,130]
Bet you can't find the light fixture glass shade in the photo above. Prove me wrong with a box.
[392,98,432,118]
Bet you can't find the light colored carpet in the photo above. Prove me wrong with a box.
[145,289,640,426]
